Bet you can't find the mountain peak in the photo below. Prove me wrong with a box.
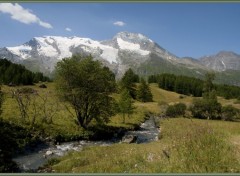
[200,51,240,72]
[216,51,238,57]
[114,31,153,43]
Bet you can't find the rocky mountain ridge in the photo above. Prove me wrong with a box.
[1,32,240,85]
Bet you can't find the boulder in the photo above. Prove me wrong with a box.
[122,135,138,144]
[45,150,53,156]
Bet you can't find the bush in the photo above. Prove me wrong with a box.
[221,105,239,121]
[166,103,186,117]
[190,98,222,120]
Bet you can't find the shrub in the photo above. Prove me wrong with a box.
[190,98,222,120]
[166,103,186,117]
[221,105,239,121]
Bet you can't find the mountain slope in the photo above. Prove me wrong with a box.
[200,51,240,71]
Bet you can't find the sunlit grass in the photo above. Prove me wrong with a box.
[48,118,240,173]
[2,82,240,173]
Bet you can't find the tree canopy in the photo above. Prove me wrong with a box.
[118,88,134,123]
[137,78,153,102]
[55,55,117,129]
[190,73,222,120]
[120,68,139,99]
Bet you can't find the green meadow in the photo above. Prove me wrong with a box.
[1,82,240,173]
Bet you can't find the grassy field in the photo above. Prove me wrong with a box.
[1,82,240,173]
[47,118,240,173]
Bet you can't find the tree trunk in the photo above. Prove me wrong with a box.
[77,113,87,129]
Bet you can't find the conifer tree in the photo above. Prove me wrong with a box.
[190,72,221,120]
[137,78,153,102]
[120,68,139,99]
[118,89,134,123]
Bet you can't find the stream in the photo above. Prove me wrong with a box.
[13,116,160,172]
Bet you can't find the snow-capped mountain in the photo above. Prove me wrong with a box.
[1,32,189,77]
[1,31,240,85]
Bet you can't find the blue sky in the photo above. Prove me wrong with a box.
[0,3,240,58]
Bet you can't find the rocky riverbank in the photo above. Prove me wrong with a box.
[13,116,160,172]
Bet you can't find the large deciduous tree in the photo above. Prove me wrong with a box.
[55,55,117,129]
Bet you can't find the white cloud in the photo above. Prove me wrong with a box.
[113,21,126,27]
[65,27,72,32]
[0,3,53,29]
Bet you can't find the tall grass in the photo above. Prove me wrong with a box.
[46,118,240,173]
[157,118,240,173]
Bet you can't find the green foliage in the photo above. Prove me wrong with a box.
[55,55,117,129]
[152,72,240,99]
[0,58,50,85]
[136,78,153,102]
[221,105,240,121]
[166,103,186,117]
[156,73,203,97]
[216,84,240,100]
[118,89,134,123]
[120,68,139,99]
[191,73,222,120]
[190,98,222,120]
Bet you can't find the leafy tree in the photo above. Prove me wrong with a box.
[166,103,186,117]
[120,68,139,99]
[55,55,117,129]
[137,78,153,102]
[190,72,222,120]
[118,89,134,123]
[190,98,222,120]
[221,105,239,121]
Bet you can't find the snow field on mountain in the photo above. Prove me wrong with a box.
[117,37,150,56]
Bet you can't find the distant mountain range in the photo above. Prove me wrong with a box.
[1,31,240,86]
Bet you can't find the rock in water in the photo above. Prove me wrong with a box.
[122,135,137,143]
[45,150,53,156]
